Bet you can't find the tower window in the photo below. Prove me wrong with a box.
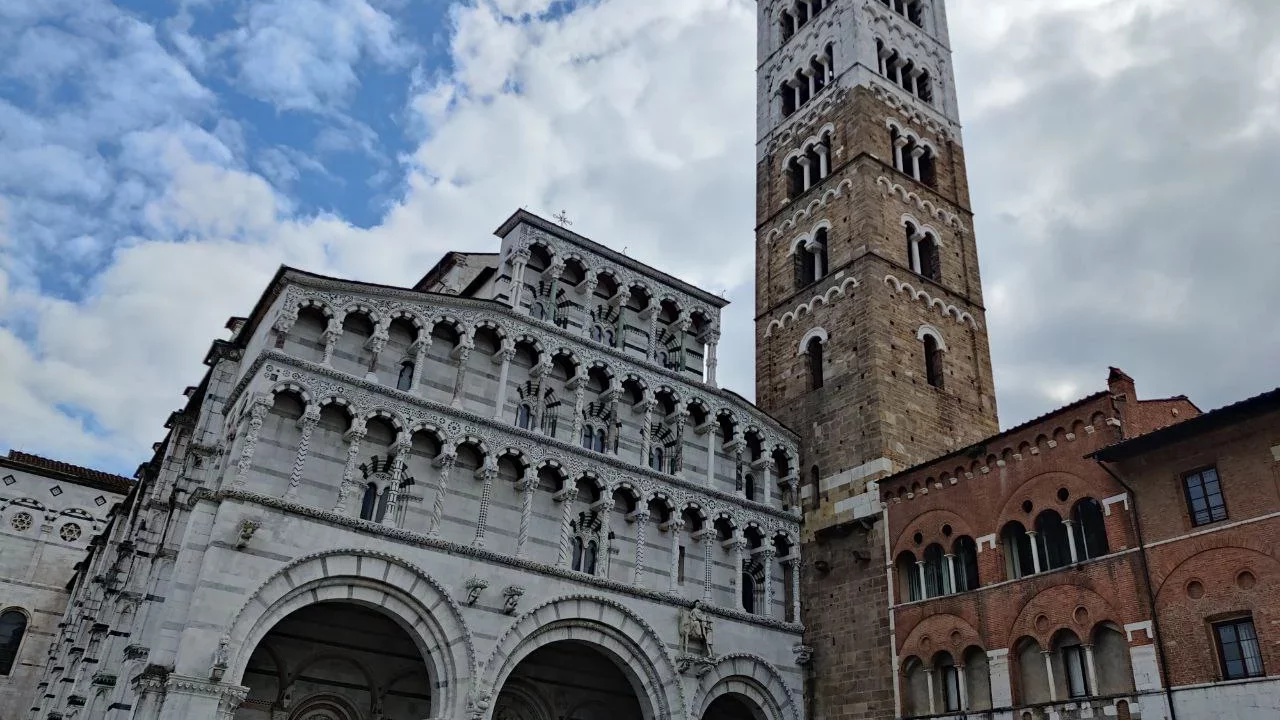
[396,361,414,391]
[649,446,665,472]
[907,228,941,282]
[923,333,944,388]
[779,10,795,42]
[359,482,379,521]
[515,403,533,430]
[807,337,824,389]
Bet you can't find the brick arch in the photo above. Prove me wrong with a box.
[992,470,1120,534]
[892,508,979,559]
[1152,540,1280,601]
[1006,582,1125,649]
[898,613,983,665]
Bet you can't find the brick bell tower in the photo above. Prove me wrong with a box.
[754,0,998,535]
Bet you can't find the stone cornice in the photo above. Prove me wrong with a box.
[280,272,797,443]
[210,488,803,635]
[229,351,801,528]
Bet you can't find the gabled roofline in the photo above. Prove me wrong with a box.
[494,209,731,309]
[1093,387,1280,462]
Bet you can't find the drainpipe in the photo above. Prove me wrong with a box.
[1095,459,1179,720]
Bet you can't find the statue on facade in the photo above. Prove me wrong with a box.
[210,634,230,680]
[680,600,714,656]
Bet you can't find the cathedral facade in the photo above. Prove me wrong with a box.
[31,211,806,720]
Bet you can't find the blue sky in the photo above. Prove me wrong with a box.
[2,0,1279,475]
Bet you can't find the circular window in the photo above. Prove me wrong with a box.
[1034,614,1050,633]
[1237,571,1257,590]
[913,531,923,546]
[1021,500,1034,514]
[1186,580,1205,599]
[59,523,82,543]
[1073,606,1090,625]
[10,512,32,532]
[941,524,953,537]
[1057,488,1070,502]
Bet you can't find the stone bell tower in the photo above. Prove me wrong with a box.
[753,0,998,534]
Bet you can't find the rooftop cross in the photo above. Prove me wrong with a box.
[553,210,573,228]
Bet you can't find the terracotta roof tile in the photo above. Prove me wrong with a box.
[3,451,134,494]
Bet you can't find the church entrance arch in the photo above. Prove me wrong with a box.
[237,602,431,720]
[493,640,642,720]
[702,693,768,720]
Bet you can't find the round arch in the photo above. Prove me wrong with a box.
[482,596,684,720]
[692,654,799,720]
[225,549,475,720]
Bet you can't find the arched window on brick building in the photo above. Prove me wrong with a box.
[920,328,945,389]
[0,610,26,676]
[895,551,922,602]
[953,535,980,591]
[923,543,948,597]
[1001,521,1035,579]
[1071,498,1109,561]
[1034,510,1072,571]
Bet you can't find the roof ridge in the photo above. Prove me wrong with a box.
[4,450,134,490]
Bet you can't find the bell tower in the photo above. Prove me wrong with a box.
[753,0,998,534]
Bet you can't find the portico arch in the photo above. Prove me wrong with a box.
[483,596,684,720]
[692,654,799,720]
[225,549,474,720]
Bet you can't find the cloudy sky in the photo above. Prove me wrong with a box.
[1,0,1277,475]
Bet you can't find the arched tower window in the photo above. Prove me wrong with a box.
[807,337,824,389]
[918,234,941,282]
[396,361,414,391]
[745,474,757,501]
[594,428,607,453]
[581,424,595,449]
[0,611,26,676]
[741,573,757,613]
[649,446,665,472]
[923,333,944,388]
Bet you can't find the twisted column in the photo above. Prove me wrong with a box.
[555,486,580,567]
[516,470,538,558]
[597,498,615,579]
[570,378,587,442]
[409,336,431,392]
[381,436,411,528]
[284,404,320,501]
[473,462,497,547]
[673,410,687,478]
[631,508,651,588]
[639,400,655,464]
[429,453,456,536]
[333,421,366,515]
[233,397,272,490]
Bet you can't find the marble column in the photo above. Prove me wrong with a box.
[639,399,656,464]
[1028,530,1043,574]
[1043,650,1058,702]
[704,425,719,489]
[473,462,498,547]
[729,535,747,611]
[428,453,456,537]
[786,555,801,622]
[284,404,320,501]
[1084,644,1099,696]
[1065,519,1080,563]
[321,317,342,365]
[924,668,936,716]
[449,344,472,409]
[666,518,686,592]
[630,508,651,588]
[409,336,431,393]
[700,530,715,602]
[492,346,514,421]
[570,377,587,441]
[509,248,530,308]
[705,330,720,387]
[515,470,538,558]
[233,397,272,490]
[380,436,411,529]
[555,486,580,568]
[333,422,366,515]
[760,547,777,619]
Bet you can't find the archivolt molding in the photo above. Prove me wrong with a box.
[1151,540,1280,600]
[270,278,791,445]
[482,595,686,720]
[236,353,800,536]
[781,123,837,166]
[796,327,829,355]
[897,613,983,665]
[787,219,833,255]
[223,548,476,718]
[764,277,860,337]
[766,179,856,241]
[692,653,801,720]
[875,176,965,231]
[885,118,937,155]
[883,275,978,328]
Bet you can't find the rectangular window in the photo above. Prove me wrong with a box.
[678,546,686,583]
[1183,467,1228,527]
[942,665,961,711]
[1063,645,1090,698]
[1215,618,1265,680]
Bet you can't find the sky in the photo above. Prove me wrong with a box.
[1,0,1278,476]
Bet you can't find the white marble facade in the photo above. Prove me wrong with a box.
[32,211,806,720]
